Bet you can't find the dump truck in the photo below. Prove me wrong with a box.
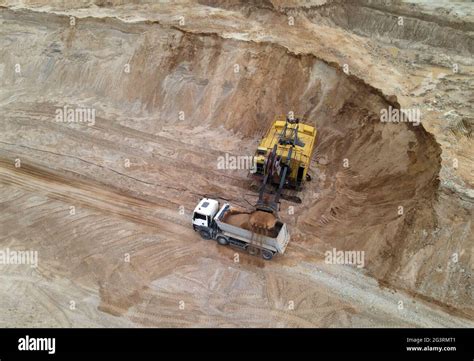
[192,198,290,260]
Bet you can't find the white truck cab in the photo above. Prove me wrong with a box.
[192,198,219,228]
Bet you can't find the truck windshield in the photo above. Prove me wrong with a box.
[193,213,207,221]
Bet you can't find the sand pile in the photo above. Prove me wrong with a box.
[224,212,251,229]
[249,211,277,230]
[223,210,277,236]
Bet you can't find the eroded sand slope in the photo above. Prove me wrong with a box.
[0,0,472,326]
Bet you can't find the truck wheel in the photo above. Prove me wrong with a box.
[261,250,274,260]
[199,230,211,240]
[217,236,229,245]
[247,246,259,256]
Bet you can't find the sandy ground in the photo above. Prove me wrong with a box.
[0,0,472,327]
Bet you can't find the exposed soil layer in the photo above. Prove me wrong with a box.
[0,1,472,326]
[299,0,474,55]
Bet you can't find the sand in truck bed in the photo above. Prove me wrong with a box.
[223,210,278,237]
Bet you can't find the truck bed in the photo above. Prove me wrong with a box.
[214,204,290,254]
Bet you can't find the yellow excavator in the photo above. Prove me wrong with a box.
[251,115,317,213]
